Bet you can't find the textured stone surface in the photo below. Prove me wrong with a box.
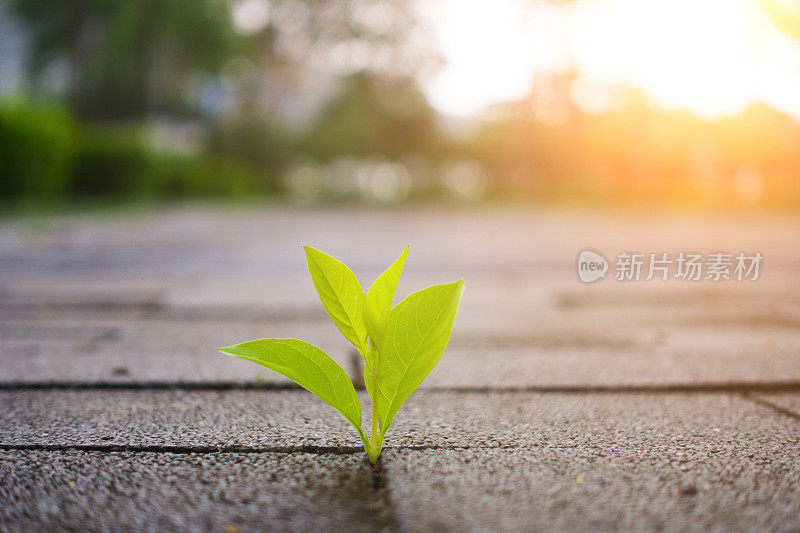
[5,316,800,386]
[424,330,800,388]
[384,391,800,448]
[2,207,800,531]
[0,390,363,449]
[3,390,797,450]
[381,393,800,532]
[0,318,352,385]
[383,445,800,533]
[3,207,800,387]
[0,450,387,532]
[3,391,799,532]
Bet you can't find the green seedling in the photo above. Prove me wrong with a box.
[218,246,464,464]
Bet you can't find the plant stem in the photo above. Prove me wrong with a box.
[368,346,381,464]
[357,427,371,453]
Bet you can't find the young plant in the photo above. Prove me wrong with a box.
[218,246,464,464]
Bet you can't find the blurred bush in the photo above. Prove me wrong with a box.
[76,127,268,199]
[71,126,151,197]
[0,100,77,199]
[145,154,262,199]
[0,100,271,203]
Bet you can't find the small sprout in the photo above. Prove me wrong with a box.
[219,246,464,464]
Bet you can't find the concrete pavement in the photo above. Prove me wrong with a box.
[2,205,799,531]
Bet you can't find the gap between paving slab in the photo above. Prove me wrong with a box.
[5,379,800,393]
[3,390,800,450]
[746,393,800,421]
[4,336,800,392]
[3,390,800,532]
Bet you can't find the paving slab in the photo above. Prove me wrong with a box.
[379,393,800,532]
[0,319,353,385]
[423,329,800,388]
[0,450,386,532]
[3,207,799,313]
[3,207,800,531]
[3,207,800,388]
[2,207,799,275]
[3,310,799,386]
[3,391,799,532]
[3,390,798,450]
[383,391,800,448]
[383,445,800,533]
[0,390,364,449]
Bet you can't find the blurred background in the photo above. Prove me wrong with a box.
[3,0,800,210]
[1,0,800,393]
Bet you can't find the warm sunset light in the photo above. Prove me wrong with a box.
[4,0,800,208]
[422,0,800,119]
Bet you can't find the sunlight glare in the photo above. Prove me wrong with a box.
[422,0,800,119]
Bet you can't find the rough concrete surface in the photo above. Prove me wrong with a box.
[0,390,363,449]
[4,317,800,386]
[0,450,387,532]
[3,390,798,451]
[3,207,799,388]
[2,207,800,531]
[2,391,799,531]
[383,446,800,533]
[0,318,352,385]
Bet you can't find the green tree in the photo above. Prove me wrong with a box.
[9,0,236,120]
[303,72,438,160]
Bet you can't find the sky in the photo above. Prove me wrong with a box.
[418,0,800,120]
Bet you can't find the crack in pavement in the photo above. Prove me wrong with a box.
[0,443,365,455]
[740,393,800,422]
[4,381,800,393]
[0,381,304,391]
[0,443,525,455]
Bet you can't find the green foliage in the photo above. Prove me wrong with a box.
[363,246,409,399]
[219,247,464,464]
[8,0,237,120]
[145,154,262,199]
[0,109,272,203]
[376,280,464,432]
[364,246,409,350]
[304,246,369,357]
[302,72,439,160]
[71,126,151,197]
[218,339,362,430]
[71,126,265,199]
[0,100,77,199]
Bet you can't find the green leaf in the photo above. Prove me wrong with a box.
[365,245,409,350]
[376,279,464,433]
[304,246,368,355]
[218,338,362,431]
